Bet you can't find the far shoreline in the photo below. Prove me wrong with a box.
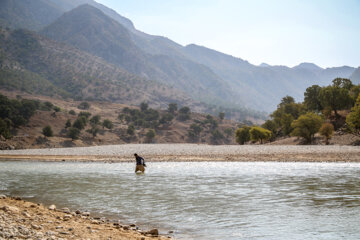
[0,144,359,162]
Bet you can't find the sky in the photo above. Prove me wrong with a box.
[95,0,360,68]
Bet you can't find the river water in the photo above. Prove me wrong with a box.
[0,161,359,240]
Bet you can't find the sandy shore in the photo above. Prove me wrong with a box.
[0,195,170,240]
[0,144,359,162]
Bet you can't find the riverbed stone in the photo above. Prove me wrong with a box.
[146,228,159,236]
[0,194,6,199]
[48,204,56,210]
[61,207,70,214]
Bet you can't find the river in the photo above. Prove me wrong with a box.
[0,161,359,240]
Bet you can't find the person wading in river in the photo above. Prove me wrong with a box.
[134,153,146,173]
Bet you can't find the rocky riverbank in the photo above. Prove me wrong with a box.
[0,195,170,240]
[0,144,360,162]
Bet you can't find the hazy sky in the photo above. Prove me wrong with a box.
[95,0,360,68]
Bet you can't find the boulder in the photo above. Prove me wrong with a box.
[146,229,159,236]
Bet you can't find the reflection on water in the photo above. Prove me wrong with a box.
[0,161,359,240]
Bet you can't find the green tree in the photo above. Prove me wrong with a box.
[145,129,156,142]
[291,112,323,143]
[346,95,360,136]
[90,115,101,125]
[235,126,251,145]
[249,126,272,144]
[319,85,352,117]
[332,78,353,90]
[78,102,90,110]
[53,106,61,112]
[304,85,322,112]
[319,122,334,145]
[281,113,294,136]
[262,120,277,141]
[168,103,178,114]
[102,119,113,129]
[65,119,71,128]
[78,111,91,119]
[42,125,53,137]
[140,102,148,112]
[127,124,135,135]
[0,118,11,139]
[73,116,87,130]
[177,106,191,121]
[224,128,233,137]
[218,112,225,121]
[67,127,80,140]
[159,113,174,125]
[68,110,76,115]
[87,126,99,137]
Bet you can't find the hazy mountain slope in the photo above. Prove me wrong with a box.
[0,0,63,31]
[183,44,355,111]
[0,27,193,108]
[41,4,240,107]
[350,67,360,84]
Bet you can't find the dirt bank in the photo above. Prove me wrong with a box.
[0,196,170,240]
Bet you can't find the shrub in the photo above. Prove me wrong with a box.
[42,125,53,137]
[90,115,101,125]
[67,127,80,140]
[41,101,53,111]
[346,95,360,136]
[319,123,334,145]
[145,129,156,142]
[69,110,76,115]
[249,126,272,144]
[102,119,113,129]
[291,112,323,143]
[127,124,135,135]
[219,112,225,121]
[65,119,71,128]
[78,111,91,119]
[73,116,87,130]
[140,102,148,112]
[77,102,90,110]
[235,126,251,145]
[0,118,11,139]
[53,106,61,112]
[168,103,177,114]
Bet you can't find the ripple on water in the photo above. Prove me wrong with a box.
[0,161,360,240]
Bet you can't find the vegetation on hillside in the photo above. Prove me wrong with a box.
[235,78,360,144]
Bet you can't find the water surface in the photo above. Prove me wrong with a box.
[0,161,359,240]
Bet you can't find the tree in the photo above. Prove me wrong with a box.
[127,124,135,135]
[87,126,99,137]
[279,96,295,106]
[145,129,156,142]
[177,106,191,121]
[346,95,360,136]
[90,115,101,125]
[235,126,251,145]
[249,126,272,144]
[332,78,353,90]
[304,85,322,112]
[78,111,91,119]
[218,112,225,121]
[73,116,87,130]
[69,110,76,115]
[168,103,177,114]
[67,127,80,140]
[65,119,71,129]
[319,85,352,117]
[53,106,61,112]
[159,113,174,125]
[102,119,113,129]
[319,123,334,145]
[281,113,294,136]
[140,102,148,112]
[77,102,90,110]
[188,123,203,141]
[211,129,224,143]
[291,112,323,143]
[0,118,11,139]
[42,125,53,137]
[262,120,277,141]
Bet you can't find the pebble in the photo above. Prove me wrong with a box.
[146,228,159,236]
[61,207,70,214]
[48,204,56,210]
[82,211,90,216]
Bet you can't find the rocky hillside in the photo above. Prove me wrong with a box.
[0,92,238,150]
[0,27,194,109]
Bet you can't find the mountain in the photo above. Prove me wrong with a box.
[350,67,360,84]
[0,0,357,113]
[41,4,240,108]
[0,0,63,31]
[182,44,356,110]
[0,27,193,108]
